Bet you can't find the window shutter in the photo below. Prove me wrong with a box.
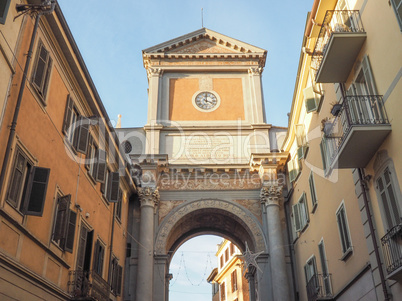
[75,117,90,154]
[302,193,309,223]
[76,226,88,269]
[62,95,73,134]
[319,139,327,172]
[117,265,123,295]
[304,86,318,113]
[7,152,26,207]
[42,55,52,98]
[95,149,107,183]
[361,55,378,95]
[64,210,77,253]
[334,83,343,103]
[292,203,302,232]
[53,194,71,241]
[22,167,50,216]
[32,44,48,90]
[0,0,11,24]
[85,135,93,170]
[109,172,120,202]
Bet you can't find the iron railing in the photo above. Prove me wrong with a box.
[381,224,402,274]
[306,273,333,301]
[324,95,389,167]
[312,10,365,72]
[68,270,110,300]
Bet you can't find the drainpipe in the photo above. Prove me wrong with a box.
[357,168,390,301]
[0,13,41,198]
[284,187,298,301]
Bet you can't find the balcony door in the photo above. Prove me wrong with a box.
[74,224,94,296]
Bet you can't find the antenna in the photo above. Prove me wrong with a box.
[201,8,204,28]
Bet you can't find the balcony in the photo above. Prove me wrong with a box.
[381,224,402,280]
[312,10,366,83]
[324,95,391,169]
[306,274,334,301]
[68,270,110,301]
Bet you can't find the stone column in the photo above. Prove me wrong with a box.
[136,186,159,301]
[248,67,265,124]
[153,254,169,301]
[260,185,291,301]
[245,268,256,301]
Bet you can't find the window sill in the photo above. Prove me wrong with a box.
[27,83,48,110]
[340,248,353,261]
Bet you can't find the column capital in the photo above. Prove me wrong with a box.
[138,186,160,208]
[248,67,263,76]
[146,67,163,79]
[260,185,283,207]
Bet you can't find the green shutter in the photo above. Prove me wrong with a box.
[109,172,120,202]
[75,117,90,154]
[95,149,107,183]
[304,86,318,113]
[319,139,327,172]
[52,194,71,241]
[361,55,378,95]
[293,203,302,232]
[64,210,77,253]
[22,167,50,216]
[0,0,11,24]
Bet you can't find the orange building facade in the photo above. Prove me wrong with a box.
[0,1,136,300]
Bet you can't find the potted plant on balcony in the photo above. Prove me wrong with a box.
[330,102,342,116]
[321,117,333,136]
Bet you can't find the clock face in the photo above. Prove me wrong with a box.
[195,92,218,110]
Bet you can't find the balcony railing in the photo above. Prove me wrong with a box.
[312,10,366,83]
[306,273,333,301]
[381,224,402,277]
[324,95,391,169]
[68,270,110,300]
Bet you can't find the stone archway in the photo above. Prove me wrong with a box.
[152,198,270,301]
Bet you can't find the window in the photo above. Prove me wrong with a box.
[62,95,89,154]
[390,0,402,31]
[110,257,123,296]
[76,225,93,272]
[309,172,318,210]
[220,255,224,269]
[229,243,235,256]
[0,0,11,24]
[231,270,238,292]
[292,192,309,233]
[101,170,120,202]
[7,148,50,216]
[336,203,352,257]
[304,71,323,113]
[93,240,105,276]
[31,40,52,101]
[220,282,226,301]
[287,157,300,183]
[52,194,77,252]
[304,256,318,301]
[296,124,309,160]
[225,248,229,263]
[86,138,106,183]
[318,240,332,296]
[115,189,122,221]
[376,166,401,230]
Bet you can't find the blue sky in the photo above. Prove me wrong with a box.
[56,1,313,299]
[57,0,313,129]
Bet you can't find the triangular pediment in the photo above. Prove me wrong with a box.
[143,28,266,55]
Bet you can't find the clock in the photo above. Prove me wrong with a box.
[194,92,218,110]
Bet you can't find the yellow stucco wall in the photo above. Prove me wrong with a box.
[169,77,244,121]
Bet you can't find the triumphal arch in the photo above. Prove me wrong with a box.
[117,28,292,301]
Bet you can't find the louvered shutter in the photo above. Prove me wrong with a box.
[22,167,50,216]
[7,152,26,207]
[292,203,302,232]
[93,240,100,273]
[0,1,11,24]
[85,135,93,170]
[76,226,88,270]
[304,86,318,113]
[109,172,120,202]
[95,149,107,183]
[64,210,77,253]
[319,139,327,172]
[42,55,52,98]
[32,44,49,90]
[62,95,73,134]
[53,194,71,241]
[361,55,377,95]
[75,117,90,154]
[117,265,123,295]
